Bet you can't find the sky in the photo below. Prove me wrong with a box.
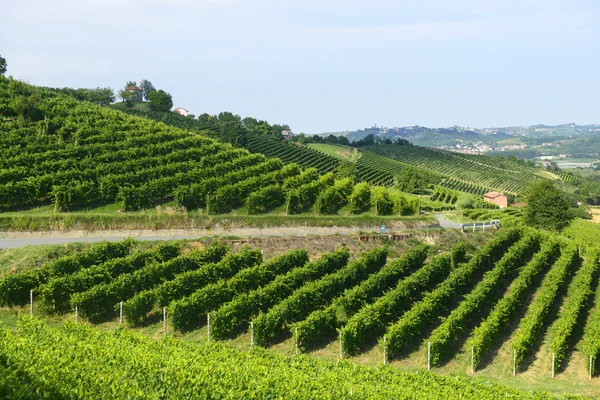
[1,0,599,134]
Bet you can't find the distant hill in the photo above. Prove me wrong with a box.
[317,124,600,154]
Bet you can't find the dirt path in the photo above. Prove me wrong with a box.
[0,223,441,249]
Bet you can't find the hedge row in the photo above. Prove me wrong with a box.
[550,249,599,370]
[39,242,180,313]
[511,244,580,369]
[340,253,453,357]
[70,243,229,322]
[383,229,522,360]
[209,248,350,340]
[0,240,133,307]
[254,247,388,347]
[427,233,541,366]
[467,240,560,370]
[170,250,309,332]
[123,249,262,326]
[294,245,429,352]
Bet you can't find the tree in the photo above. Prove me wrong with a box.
[139,79,156,101]
[147,89,173,112]
[524,180,573,231]
[0,54,6,75]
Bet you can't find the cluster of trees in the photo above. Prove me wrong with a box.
[0,54,6,75]
[53,87,115,107]
[293,133,411,148]
[119,79,173,112]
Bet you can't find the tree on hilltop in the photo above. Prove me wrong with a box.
[0,55,6,75]
[524,180,573,231]
[139,79,156,101]
[147,89,173,112]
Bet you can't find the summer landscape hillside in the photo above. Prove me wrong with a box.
[2,73,600,399]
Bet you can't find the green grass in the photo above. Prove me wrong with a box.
[306,143,359,162]
[108,101,151,112]
[0,201,436,231]
[0,243,92,277]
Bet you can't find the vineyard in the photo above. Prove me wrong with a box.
[1,226,599,398]
[361,145,591,198]
[0,77,417,218]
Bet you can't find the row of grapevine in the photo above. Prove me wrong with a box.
[293,245,429,352]
[468,240,561,370]
[511,244,580,369]
[170,250,308,332]
[0,240,133,306]
[0,315,551,399]
[209,248,350,340]
[245,135,339,174]
[340,253,454,356]
[123,249,263,326]
[550,249,599,370]
[39,242,180,313]
[383,229,522,360]
[582,249,600,374]
[70,244,229,322]
[253,247,389,346]
[427,233,541,366]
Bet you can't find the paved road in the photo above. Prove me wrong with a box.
[434,214,463,229]
[0,224,446,249]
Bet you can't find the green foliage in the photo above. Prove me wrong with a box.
[427,233,541,366]
[123,248,262,326]
[349,182,371,214]
[340,252,454,357]
[524,180,573,231]
[245,185,286,214]
[0,240,133,307]
[314,178,353,214]
[0,316,553,399]
[550,249,599,370]
[170,250,307,332]
[511,244,580,369]
[139,79,155,101]
[384,229,522,360]
[334,160,357,181]
[582,250,600,374]
[210,248,350,340]
[147,89,173,112]
[254,247,388,347]
[468,240,560,370]
[39,242,180,313]
[371,186,394,215]
[294,245,427,352]
[71,243,228,323]
[286,173,334,214]
[0,54,6,75]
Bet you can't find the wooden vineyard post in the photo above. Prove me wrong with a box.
[29,290,33,316]
[552,352,555,378]
[119,301,123,325]
[590,355,593,381]
[383,336,387,365]
[250,321,254,347]
[471,346,474,374]
[207,314,211,342]
[513,349,516,376]
[339,331,343,360]
[427,341,431,371]
[75,306,78,324]
[163,308,167,335]
[295,327,299,356]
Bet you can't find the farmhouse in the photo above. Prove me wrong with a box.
[126,86,143,102]
[483,191,508,208]
[173,107,189,116]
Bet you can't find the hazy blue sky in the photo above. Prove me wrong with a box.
[2,0,599,133]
